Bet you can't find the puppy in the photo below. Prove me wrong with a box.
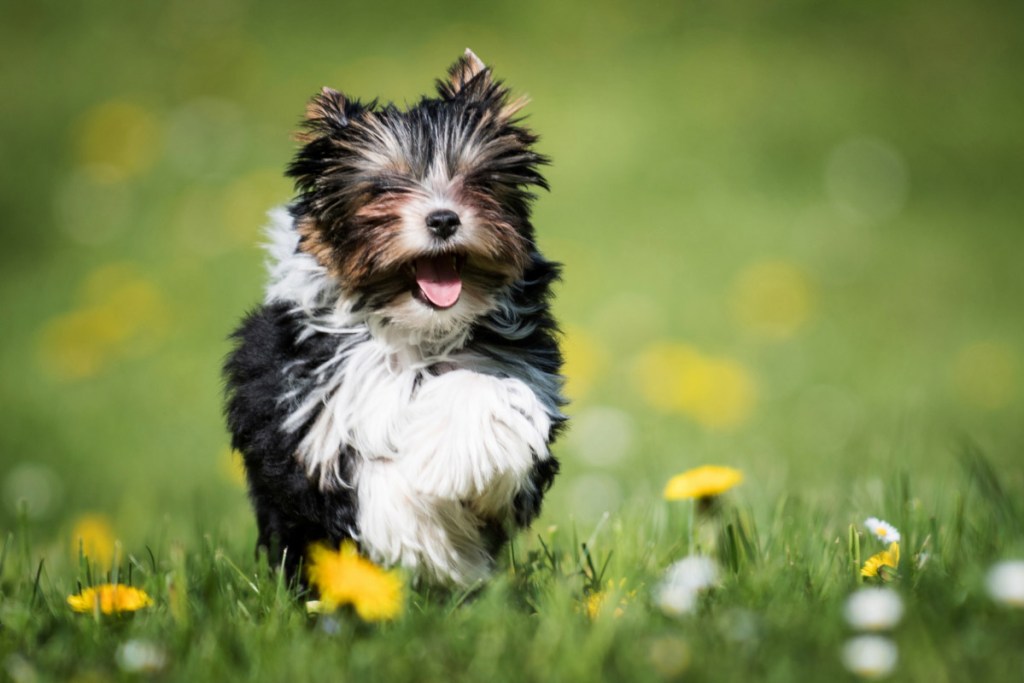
[224,49,566,586]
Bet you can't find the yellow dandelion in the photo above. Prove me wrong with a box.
[70,514,116,567]
[664,465,743,501]
[861,543,900,581]
[583,579,633,620]
[584,591,607,620]
[306,542,404,622]
[67,584,153,614]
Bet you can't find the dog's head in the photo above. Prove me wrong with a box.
[287,49,548,345]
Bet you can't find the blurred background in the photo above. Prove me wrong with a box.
[1,0,1022,554]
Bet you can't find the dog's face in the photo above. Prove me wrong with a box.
[287,50,548,343]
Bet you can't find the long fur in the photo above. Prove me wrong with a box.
[224,50,565,586]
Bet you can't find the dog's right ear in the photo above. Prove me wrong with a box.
[295,87,366,142]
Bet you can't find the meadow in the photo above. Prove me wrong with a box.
[2,1,1023,680]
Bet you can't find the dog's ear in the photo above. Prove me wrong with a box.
[295,87,368,142]
[437,49,497,99]
[437,49,529,119]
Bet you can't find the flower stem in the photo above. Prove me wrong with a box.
[688,498,695,555]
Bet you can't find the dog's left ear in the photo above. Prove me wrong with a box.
[436,49,499,99]
[437,49,529,119]
[442,48,490,95]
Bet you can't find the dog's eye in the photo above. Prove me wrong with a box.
[369,175,410,197]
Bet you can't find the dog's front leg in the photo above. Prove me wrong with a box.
[399,369,553,509]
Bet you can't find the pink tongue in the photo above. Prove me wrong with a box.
[415,255,462,309]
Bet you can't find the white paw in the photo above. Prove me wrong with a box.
[356,460,492,586]
[399,370,551,503]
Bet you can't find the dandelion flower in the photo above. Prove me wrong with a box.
[584,591,607,620]
[844,588,904,631]
[67,584,153,614]
[664,465,743,501]
[986,560,1024,607]
[861,543,900,581]
[842,635,898,678]
[655,555,718,616]
[864,517,901,544]
[583,579,633,620]
[306,542,404,622]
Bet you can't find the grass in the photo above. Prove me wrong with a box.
[2,447,1023,681]
[2,0,1024,680]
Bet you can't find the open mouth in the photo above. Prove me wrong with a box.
[412,253,466,309]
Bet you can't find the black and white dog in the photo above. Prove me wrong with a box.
[224,50,566,586]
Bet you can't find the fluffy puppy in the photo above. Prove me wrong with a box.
[224,49,566,586]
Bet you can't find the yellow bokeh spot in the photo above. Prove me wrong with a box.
[222,169,291,242]
[70,514,116,567]
[953,341,1018,410]
[561,324,608,402]
[633,343,756,429]
[731,260,815,340]
[75,101,161,182]
[219,447,247,487]
[38,263,170,380]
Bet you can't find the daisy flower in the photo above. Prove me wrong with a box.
[115,640,167,674]
[844,588,904,631]
[864,517,901,544]
[654,555,718,616]
[67,584,152,614]
[841,635,898,678]
[306,541,404,622]
[986,559,1024,607]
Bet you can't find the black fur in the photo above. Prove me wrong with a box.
[224,302,365,577]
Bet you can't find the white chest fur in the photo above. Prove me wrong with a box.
[288,336,553,585]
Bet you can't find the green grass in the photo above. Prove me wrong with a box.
[2,0,1024,680]
[2,448,1023,681]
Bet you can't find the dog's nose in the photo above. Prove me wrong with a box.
[425,209,460,240]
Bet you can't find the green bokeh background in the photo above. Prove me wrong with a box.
[1,0,1022,551]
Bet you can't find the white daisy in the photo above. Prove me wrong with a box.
[986,560,1024,607]
[654,555,718,616]
[864,517,901,544]
[115,640,167,675]
[841,635,898,678]
[844,588,904,631]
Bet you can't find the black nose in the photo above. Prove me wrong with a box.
[426,209,461,240]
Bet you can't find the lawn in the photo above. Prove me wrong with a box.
[2,1,1023,681]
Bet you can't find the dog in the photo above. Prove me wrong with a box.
[224,49,566,587]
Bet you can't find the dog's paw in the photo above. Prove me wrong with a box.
[399,370,551,503]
